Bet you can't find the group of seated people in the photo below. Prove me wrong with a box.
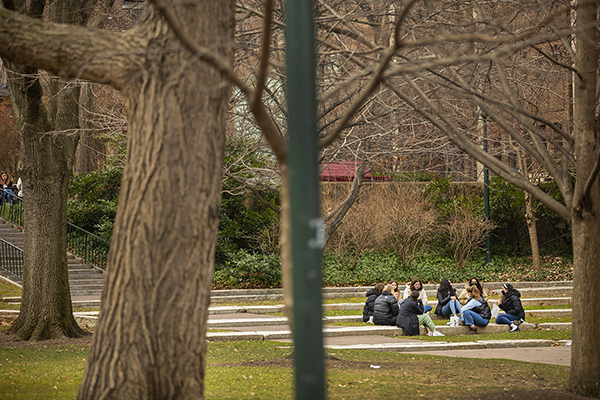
[0,171,21,205]
[362,277,526,336]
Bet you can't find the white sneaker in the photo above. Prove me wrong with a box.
[368,316,374,324]
[427,331,433,336]
[432,331,445,337]
[509,324,520,333]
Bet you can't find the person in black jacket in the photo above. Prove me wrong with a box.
[372,284,400,326]
[495,283,526,332]
[362,283,384,322]
[397,290,444,336]
[434,279,461,318]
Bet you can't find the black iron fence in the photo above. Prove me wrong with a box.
[66,223,109,271]
[0,188,23,227]
[0,238,23,279]
[0,188,109,270]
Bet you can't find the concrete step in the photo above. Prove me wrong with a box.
[69,278,105,286]
[324,339,572,352]
[208,283,574,303]
[204,322,542,342]
[208,297,573,316]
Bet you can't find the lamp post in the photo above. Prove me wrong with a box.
[481,112,491,265]
[285,1,325,399]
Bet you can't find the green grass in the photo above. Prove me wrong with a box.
[0,345,87,400]
[0,340,573,400]
[0,280,21,299]
[524,304,572,310]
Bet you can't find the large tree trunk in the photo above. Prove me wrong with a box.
[78,4,233,398]
[3,59,84,340]
[13,133,84,339]
[569,214,600,397]
[568,0,600,395]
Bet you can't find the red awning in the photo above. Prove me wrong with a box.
[319,161,389,182]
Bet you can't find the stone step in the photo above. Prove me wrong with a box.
[208,284,573,303]
[325,339,572,352]
[208,297,573,316]
[68,278,105,286]
[204,322,540,342]
[204,308,570,329]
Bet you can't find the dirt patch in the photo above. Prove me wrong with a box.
[474,389,596,400]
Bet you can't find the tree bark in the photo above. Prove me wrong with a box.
[74,82,94,175]
[3,57,84,339]
[77,3,233,398]
[568,1,600,396]
[524,193,541,271]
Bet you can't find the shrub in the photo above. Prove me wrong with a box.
[443,196,492,268]
[67,169,121,238]
[213,250,281,288]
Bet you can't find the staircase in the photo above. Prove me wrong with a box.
[0,219,105,298]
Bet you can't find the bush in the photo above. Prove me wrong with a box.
[213,250,281,288]
[67,169,121,239]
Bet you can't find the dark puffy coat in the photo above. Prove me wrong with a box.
[397,298,424,336]
[499,289,525,320]
[362,288,380,322]
[373,291,399,325]
[434,286,457,315]
[473,297,492,320]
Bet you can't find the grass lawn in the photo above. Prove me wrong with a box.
[0,339,572,400]
[0,280,21,299]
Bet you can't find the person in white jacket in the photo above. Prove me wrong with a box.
[16,177,22,197]
[402,278,431,313]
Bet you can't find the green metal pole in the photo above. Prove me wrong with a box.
[285,1,325,399]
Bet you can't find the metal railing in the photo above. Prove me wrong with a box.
[0,188,23,227]
[66,223,109,271]
[0,187,110,271]
[0,238,23,279]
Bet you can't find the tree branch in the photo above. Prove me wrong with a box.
[323,158,367,244]
[250,0,273,110]
[149,0,287,163]
[224,171,281,214]
[383,77,571,222]
[0,6,135,89]
[319,0,417,149]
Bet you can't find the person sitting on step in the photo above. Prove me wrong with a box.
[434,279,462,321]
[398,289,444,337]
[495,283,525,332]
[402,277,432,313]
[362,283,384,323]
[372,283,400,326]
[458,276,488,306]
[461,286,491,335]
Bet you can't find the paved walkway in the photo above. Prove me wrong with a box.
[4,284,575,367]
[406,346,571,366]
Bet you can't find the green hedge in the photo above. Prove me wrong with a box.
[212,248,573,288]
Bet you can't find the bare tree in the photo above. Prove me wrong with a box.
[1,1,233,398]
[2,0,599,397]
[1,0,119,340]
